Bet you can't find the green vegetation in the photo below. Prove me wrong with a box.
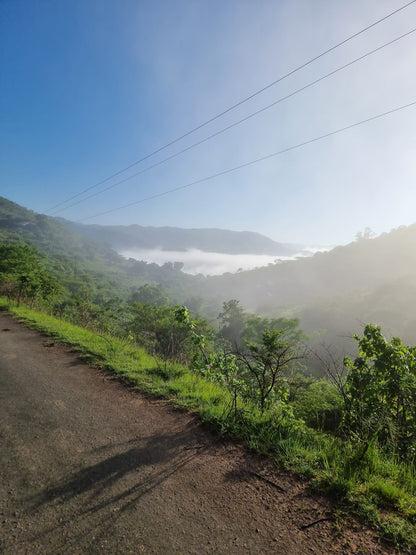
[342,325,416,459]
[5,194,416,349]
[0,196,205,307]
[2,197,416,549]
[0,243,62,304]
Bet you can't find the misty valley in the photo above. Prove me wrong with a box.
[1,195,416,549]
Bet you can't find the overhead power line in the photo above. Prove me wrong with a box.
[44,0,416,214]
[76,99,416,223]
[49,27,416,216]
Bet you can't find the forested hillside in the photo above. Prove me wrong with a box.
[0,197,201,304]
[206,226,416,309]
[204,224,416,346]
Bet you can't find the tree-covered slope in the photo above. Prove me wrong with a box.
[0,197,200,302]
[206,224,416,313]
[196,224,416,348]
[0,197,124,265]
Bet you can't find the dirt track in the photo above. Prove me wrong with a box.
[0,311,393,554]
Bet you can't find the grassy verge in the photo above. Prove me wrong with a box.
[2,298,415,551]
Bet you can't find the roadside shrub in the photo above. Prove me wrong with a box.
[293,380,343,432]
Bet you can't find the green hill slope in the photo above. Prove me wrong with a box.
[0,197,199,302]
[203,224,416,344]
[206,225,416,310]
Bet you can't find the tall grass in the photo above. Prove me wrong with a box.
[1,297,415,550]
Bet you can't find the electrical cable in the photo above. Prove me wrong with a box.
[76,99,416,222]
[44,0,416,214]
[49,27,416,216]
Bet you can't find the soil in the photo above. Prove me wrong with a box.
[0,311,396,554]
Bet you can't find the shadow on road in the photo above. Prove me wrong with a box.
[24,428,209,553]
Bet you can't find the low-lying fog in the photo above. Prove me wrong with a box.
[119,247,329,276]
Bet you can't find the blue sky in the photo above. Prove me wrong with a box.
[1,0,416,245]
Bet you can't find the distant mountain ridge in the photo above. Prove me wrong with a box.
[60,220,303,256]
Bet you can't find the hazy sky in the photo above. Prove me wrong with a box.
[1,0,415,245]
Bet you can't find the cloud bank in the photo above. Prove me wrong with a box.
[119,247,329,276]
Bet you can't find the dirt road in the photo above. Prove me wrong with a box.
[0,312,392,554]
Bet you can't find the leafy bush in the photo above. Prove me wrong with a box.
[0,243,62,304]
[292,379,343,432]
[343,325,416,459]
